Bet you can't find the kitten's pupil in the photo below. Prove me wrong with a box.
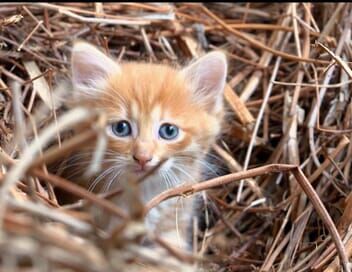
[159,123,179,140]
[112,120,131,137]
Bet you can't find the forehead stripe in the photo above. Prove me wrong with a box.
[130,101,139,120]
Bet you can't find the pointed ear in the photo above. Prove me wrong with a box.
[181,52,227,112]
[71,41,120,96]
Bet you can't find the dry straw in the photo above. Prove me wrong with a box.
[0,2,352,271]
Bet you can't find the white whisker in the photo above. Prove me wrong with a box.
[171,163,195,183]
[103,169,123,193]
[88,166,116,192]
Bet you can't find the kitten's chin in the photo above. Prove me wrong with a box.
[133,168,148,176]
[128,165,154,177]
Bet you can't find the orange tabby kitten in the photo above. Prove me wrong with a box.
[62,41,227,249]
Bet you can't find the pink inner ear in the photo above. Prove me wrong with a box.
[182,52,227,110]
[197,59,226,92]
[71,42,120,90]
[72,54,106,86]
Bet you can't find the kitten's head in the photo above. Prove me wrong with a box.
[71,41,227,188]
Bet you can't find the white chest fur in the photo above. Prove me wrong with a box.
[103,167,199,249]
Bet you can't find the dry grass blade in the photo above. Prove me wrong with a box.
[291,168,350,272]
[200,4,329,65]
[317,42,352,79]
[6,196,92,233]
[224,84,254,126]
[23,61,53,110]
[237,33,288,201]
[146,164,296,211]
[32,169,128,220]
[1,108,93,192]
[0,14,23,27]
[1,3,352,271]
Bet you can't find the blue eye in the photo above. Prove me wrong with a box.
[159,123,179,140]
[111,120,132,137]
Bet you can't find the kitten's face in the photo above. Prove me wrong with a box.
[71,42,227,187]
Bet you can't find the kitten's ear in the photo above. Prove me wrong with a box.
[71,41,120,95]
[182,52,227,112]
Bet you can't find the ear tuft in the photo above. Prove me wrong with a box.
[182,51,227,112]
[71,41,120,96]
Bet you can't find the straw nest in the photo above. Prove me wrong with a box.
[1,3,352,272]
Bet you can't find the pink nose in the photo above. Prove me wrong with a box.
[133,154,152,168]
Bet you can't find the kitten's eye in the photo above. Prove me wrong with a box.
[159,123,179,140]
[111,120,132,137]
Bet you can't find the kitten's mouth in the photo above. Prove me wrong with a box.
[131,162,161,176]
[129,159,166,176]
[132,165,151,175]
[133,168,147,174]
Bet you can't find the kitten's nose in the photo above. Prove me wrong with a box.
[133,154,152,168]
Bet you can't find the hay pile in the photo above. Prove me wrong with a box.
[1,2,352,271]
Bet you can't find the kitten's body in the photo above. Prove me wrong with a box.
[58,42,227,250]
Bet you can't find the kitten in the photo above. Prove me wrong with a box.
[60,41,227,250]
